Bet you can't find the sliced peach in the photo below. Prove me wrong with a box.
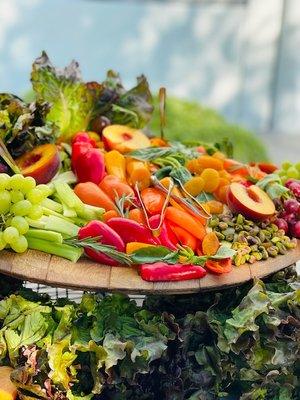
[227,182,275,221]
[102,124,150,153]
[0,367,17,400]
[16,144,60,184]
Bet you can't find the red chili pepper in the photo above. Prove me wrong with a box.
[79,220,125,266]
[107,218,159,245]
[73,148,106,185]
[148,215,178,250]
[205,258,232,274]
[140,262,207,282]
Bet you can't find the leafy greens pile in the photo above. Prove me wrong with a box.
[0,291,176,400]
[0,267,299,400]
[0,93,57,158]
[0,51,153,157]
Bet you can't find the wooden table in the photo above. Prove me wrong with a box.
[0,242,299,295]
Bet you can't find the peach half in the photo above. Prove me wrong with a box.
[16,143,60,184]
[102,124,151,153]
[227,182,275,221]
[0,367,17,400]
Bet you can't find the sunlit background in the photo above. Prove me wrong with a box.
[1,0,300,162]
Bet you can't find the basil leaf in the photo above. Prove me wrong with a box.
[130,246,178,265]
[196,192,215,203]
[210,246,236,260]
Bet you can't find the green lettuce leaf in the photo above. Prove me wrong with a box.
[48,336,78,389]
[31,51,95,142]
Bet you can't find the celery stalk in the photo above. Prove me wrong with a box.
[42,198,63,213]
[26,237,83,262]
[61,201,77,218]
[42,207,75,222]
[43,215,79,237]
[78,204,104,220]
[26,217,46,229]
[54,182,83,211]
[25,229,63,243]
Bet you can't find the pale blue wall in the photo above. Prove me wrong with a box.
[0,0,299,135]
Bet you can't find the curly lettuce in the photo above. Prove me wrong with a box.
[31,51,97,143]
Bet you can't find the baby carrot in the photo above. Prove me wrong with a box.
[165,206,206,240]
[74,182,116,211]
[169,223,198,251]
[99,175,134,202]
[103,210,120,222]
[128,208,146,225]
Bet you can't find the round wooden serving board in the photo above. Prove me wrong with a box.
[0,242,299,295]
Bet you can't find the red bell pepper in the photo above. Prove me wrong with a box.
[73,148,106,185]
[72,131,98,147]
[140,262,207,282]
[71,141,93,168]
[205,258,232,274]
[79,220,125,266]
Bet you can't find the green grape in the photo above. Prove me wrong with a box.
[10,216,29,235]
[286,166,299,179]
[295,162,300,172]
[0,232,6,250]
[0,190,11,214]
[278,170,286,177]
[11,199,32,216]
[26,188,45,204]
[8,174,25,190]
[3,227,19,244]
[10,235,28,253]
[27,204,43,220]
[21,176,36,194]
[282,161,292,170]
[0,174,10,191]
[36,184,51,197]
[10,190,24,203]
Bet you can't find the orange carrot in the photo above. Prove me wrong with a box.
[202,232,220,256]
[74,182,116,211]
[169,223,198,251]
[103,210,120,222]
[128,208,146,225]
[141,188,165,215]
[99,175,134,202]
[165,206,206,240]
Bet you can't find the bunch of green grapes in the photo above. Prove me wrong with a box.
[278,161,300,183]
[0,174,50,253]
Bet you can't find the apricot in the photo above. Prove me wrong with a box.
[15,144,60,184]
[102,124,151,153]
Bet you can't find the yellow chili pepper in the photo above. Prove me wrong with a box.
[126,159,151,190]
[104,150,126,182]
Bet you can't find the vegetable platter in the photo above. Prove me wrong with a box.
[0,52,299,293]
